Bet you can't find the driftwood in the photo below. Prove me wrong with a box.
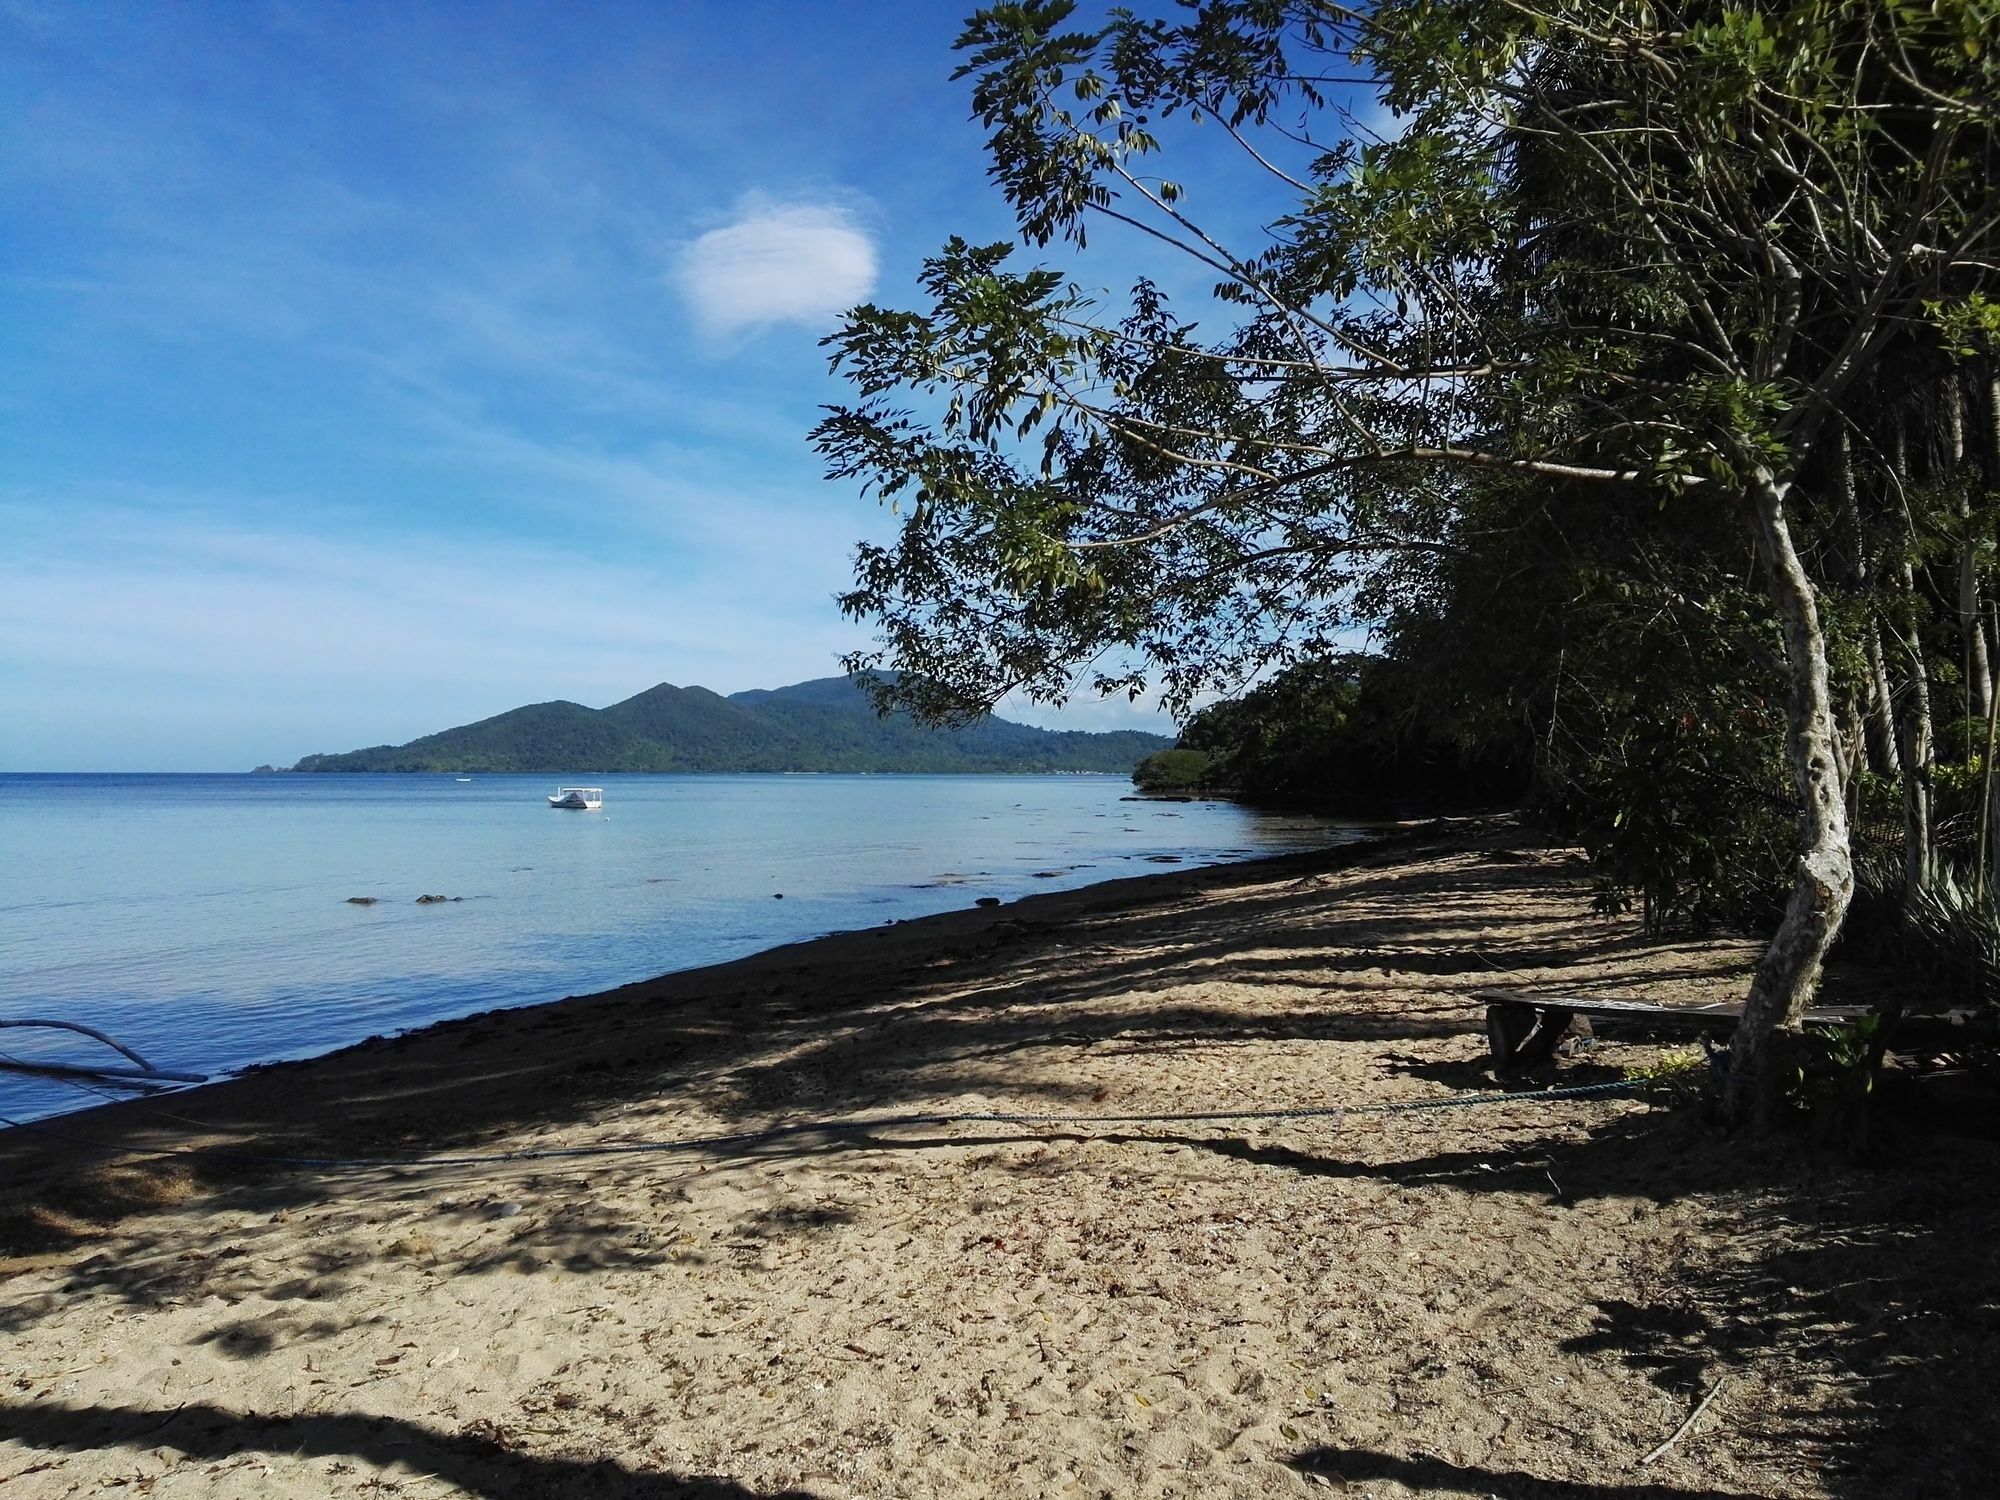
[1640,1377,1728,1466]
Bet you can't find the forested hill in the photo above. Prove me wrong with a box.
[288,677,1170,774]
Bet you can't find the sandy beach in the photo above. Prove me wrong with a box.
[2,820,1993,1499]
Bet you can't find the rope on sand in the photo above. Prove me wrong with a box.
[0,1079,1638,1175]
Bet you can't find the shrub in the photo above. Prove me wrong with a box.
[1131,747,1213,794]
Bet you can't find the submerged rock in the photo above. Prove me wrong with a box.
[415,894,463,904]
[345,896,378,905]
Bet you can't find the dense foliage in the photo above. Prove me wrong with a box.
[1129,746,1211,793]
[1135,656,1528,812]
[817,0,2000,1114]
[291,677,1169,774]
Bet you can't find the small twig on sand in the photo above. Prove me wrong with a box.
[1641,1377,1728,1466]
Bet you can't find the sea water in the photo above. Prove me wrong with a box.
[0,773,1358,1122]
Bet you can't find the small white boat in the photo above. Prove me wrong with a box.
[548,786,604,810]
[456,777,472,782]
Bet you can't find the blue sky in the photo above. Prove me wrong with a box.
[0,1,1315,770]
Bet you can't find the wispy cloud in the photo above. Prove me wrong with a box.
[1000,688,1180,736]
[675,198,877,337]
[0,493,861,769]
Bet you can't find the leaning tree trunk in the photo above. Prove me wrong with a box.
[1727,472,1857,1127]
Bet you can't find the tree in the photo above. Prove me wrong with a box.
[1131,744,1213,792]
[816,1,2000,1122]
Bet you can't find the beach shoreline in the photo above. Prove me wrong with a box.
[3,817,1994,1498]
[0,826,1421,1248]
[0,769,1361,1131]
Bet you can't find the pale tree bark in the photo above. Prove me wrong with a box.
[1975,370,2000,720]
[1830,702,1858,808]
[1960,533,1991,731]
[1728,472,1856,1125]
[1895,631,1937,891]
[1888,413,1936,891]
[1864,627,1902,780]
[1836,429,1902,779]
[1984,601,2000,899]
[1983,384,2000,889]
[1946,375,1993,733]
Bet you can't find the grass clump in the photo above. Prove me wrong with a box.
[1625,1046,1714,1101]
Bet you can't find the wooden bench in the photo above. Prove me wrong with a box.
[1472,987,1958,1073]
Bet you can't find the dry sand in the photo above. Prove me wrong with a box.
[2,821,1994,1499]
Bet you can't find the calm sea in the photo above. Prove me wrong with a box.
[0,773,1357,1122]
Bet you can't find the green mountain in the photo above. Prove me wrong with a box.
[289,676,1170,774]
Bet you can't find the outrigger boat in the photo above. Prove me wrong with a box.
[0,1019,208,1086]
[547,786,603,810]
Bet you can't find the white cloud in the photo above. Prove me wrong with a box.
[1000,686,1180,737]
[675,199,877,336]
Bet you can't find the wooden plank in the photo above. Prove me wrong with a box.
[1478,986,1977,1074]
[1473,995,1737,1017]
[1472,989,1877,1027]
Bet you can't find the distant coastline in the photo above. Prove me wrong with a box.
[287,673,1170,776]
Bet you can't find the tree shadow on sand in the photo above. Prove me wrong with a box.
[4,824,1993,1497]
[795,1110,1992,1497]
[1284,1444,1762,1498]
[1551,1155,2000,1498]
[0,1399,818,1499]
[0,831,1609,1254]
